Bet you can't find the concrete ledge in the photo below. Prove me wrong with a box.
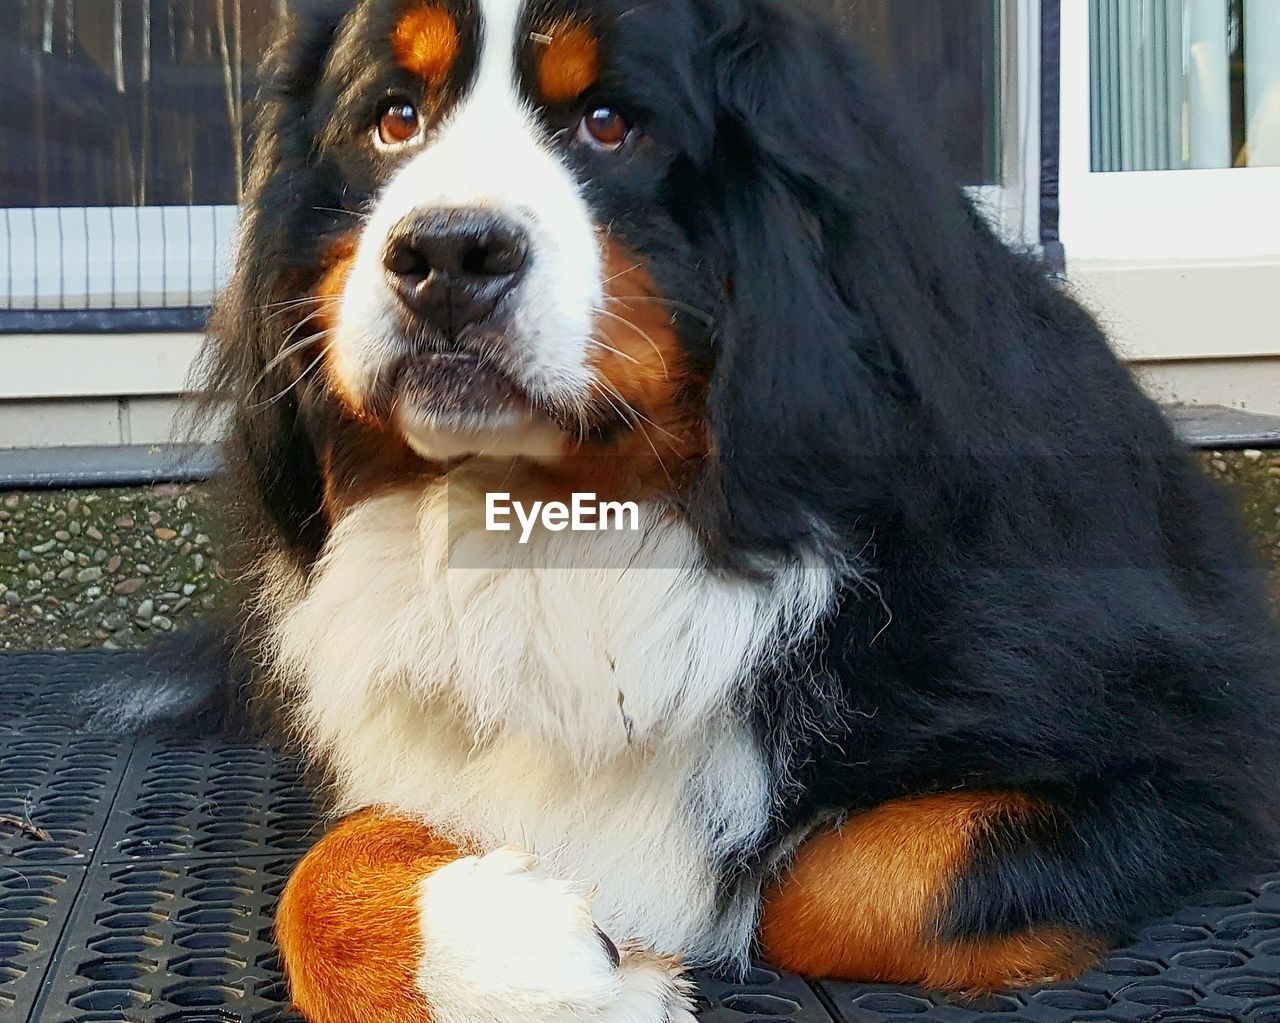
[0,444,220,490]
[0,406,1276,491]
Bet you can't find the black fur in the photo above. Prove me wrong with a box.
[188,0,1278,963]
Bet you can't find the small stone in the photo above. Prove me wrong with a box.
[114,578,147,596]
[101,613,126,631]
[1212,459,1229,473]
[182,583,197,596]
[194,534,210,547]
[85,586,102,599]
[193,554,206,572]
[154,527,178,541]
[180,523,193,538]
[77,567,103,583]
[86,526,103,542]
[174,597,191,612]
[57,568,75,581]
[32,539,57,554]
[116,515,135,528]
[17,549,34,563]
[54,530,71,542]
[68,520,82,535]
[106,555,122,574]
[136,599,155,621]
[4,591,20,606]
[152,615,174,631]
[137,564,152,576]
[67,497,80,513]
[180,542,193,556]
[3,495,20,509]
[148,512,161,526]
[1243,449,1263,461]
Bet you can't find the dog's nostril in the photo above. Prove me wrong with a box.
[461,234,528,278]
[382,210,531,332]
[384,241,431,279]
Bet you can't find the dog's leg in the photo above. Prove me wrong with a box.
[277,809,694,1023]
[760,792,1105,991]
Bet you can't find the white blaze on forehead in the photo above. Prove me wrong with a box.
[332,0,602,414]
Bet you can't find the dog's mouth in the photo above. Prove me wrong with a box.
[380,351,569,461]
[392,351,532,425]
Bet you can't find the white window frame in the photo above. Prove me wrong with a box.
[969,0,1044,250]
[1058,0,1280,262]
[1,205,237,312]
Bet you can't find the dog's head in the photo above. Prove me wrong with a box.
[213,0,1000,567]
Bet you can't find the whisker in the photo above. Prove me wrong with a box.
[248,349,328,412]
[606,294,716,327]
[584,335,642,366]
[594,307,669,380]
[591,380,678,489]
[312,206,369,220]
[600,263,642,288]
[589,376,685,451]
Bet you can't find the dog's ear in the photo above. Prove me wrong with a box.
[202,3,349,564]
[689,0,1004,569]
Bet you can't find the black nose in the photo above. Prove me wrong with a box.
[382,209,530,334]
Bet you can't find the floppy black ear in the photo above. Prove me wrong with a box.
[689,0,1045,569]
[202,2,350,565]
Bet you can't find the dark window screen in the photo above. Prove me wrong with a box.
[0,0,1001,210]
[810,0,1003,184]
[0,0,281,208]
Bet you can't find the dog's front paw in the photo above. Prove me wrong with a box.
[418,848,693,1023]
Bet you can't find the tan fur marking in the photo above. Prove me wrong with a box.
[277,809,465,1023]
[537,23,600,103]
[760,793,1102,991]
[531,240,707,503]
[392,6,461,86]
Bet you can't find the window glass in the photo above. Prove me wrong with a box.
[0,0,280,208]
[812,0,1003,186]
[1090,0,1280,172]
[0,0,1003,311]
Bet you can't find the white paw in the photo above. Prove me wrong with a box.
[416,848,692,1023]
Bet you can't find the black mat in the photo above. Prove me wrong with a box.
[3,651,1280,1023]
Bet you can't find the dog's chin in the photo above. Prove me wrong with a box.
[389,353,569,463]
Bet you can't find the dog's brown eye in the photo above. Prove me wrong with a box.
[579,107,629,150]
[377,101,422,146]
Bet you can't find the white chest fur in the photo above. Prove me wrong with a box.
[266,483,835,961]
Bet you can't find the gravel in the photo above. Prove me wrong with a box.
[0,484,231,650]
[1,452,1277,651]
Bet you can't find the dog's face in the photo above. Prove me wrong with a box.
[224,0,972,562]
[300,0,721,467]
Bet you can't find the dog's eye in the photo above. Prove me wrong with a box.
[578,107,629,151]
[376,100,422,147]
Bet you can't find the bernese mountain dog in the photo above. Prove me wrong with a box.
[188,0,1280,1019]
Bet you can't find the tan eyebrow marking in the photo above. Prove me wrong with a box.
[536,22,600,103]
[391,6,461,86]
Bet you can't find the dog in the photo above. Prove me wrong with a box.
[186,0,1280,1020]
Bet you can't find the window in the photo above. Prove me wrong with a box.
[1060,0,1280,262]
[1090,0,1280,172]
[1,0,1007,316]
[0,0,280,313]
[810,0,1005,186]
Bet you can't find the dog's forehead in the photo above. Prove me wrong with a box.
[378,0,662,103]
